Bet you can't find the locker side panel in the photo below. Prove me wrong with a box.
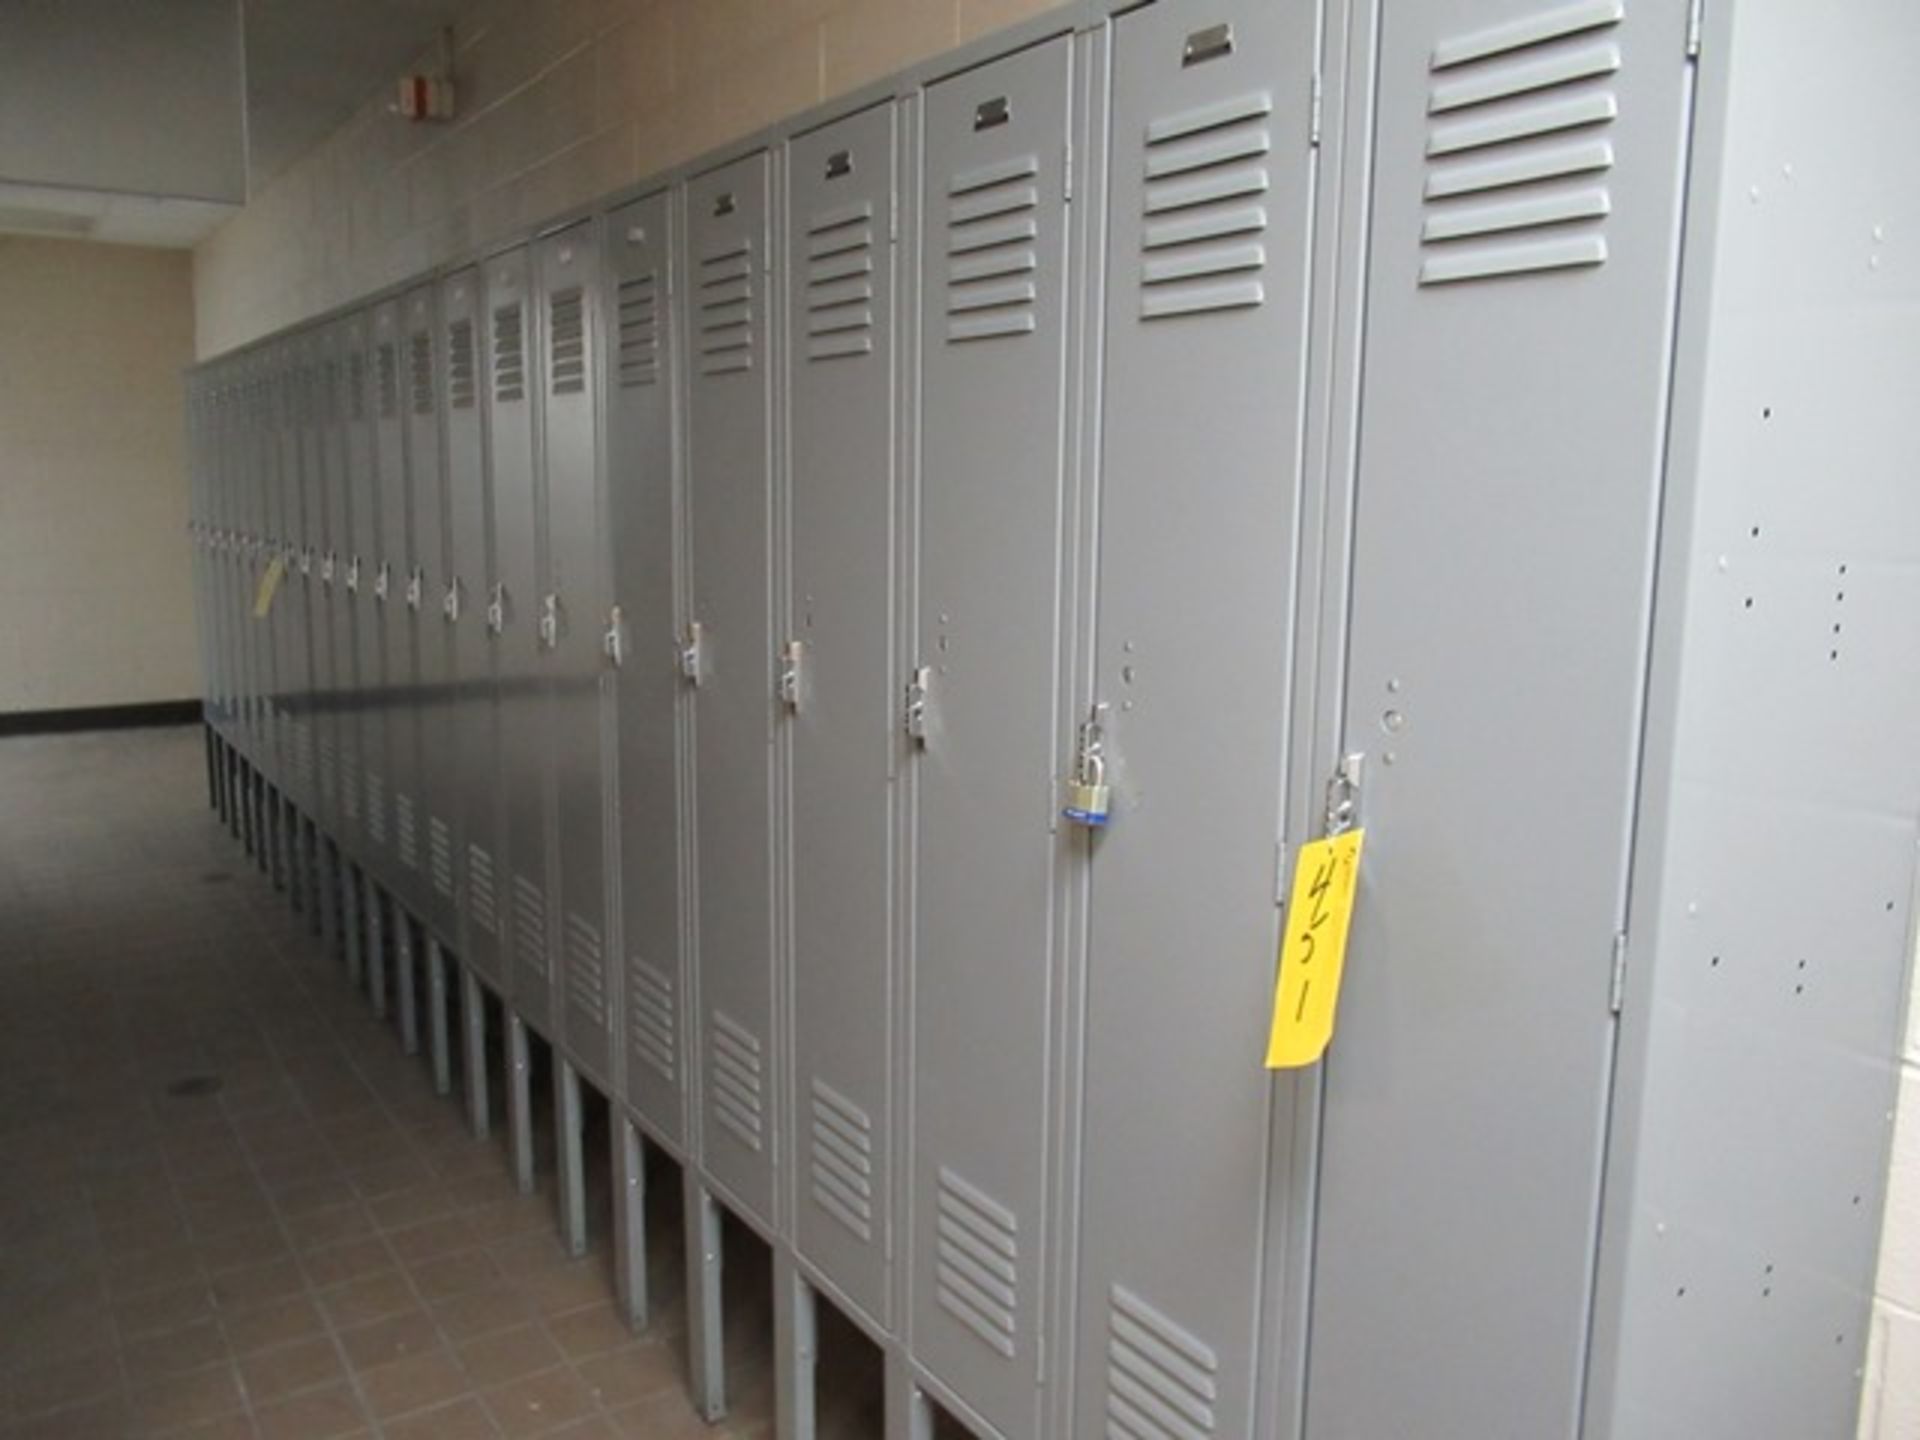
[606,191,689,1150]
[1076,6,1317,1439]
[373,302,416,890]
[540,224,615,1087]
[685,152,779,1227]
[784,101,899,1327]
[912,37,1074,1435]
[1306,2,1694,1436]
[444,270,505,984]
[485,248,556,1031]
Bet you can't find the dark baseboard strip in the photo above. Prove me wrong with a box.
[0,699,205,738]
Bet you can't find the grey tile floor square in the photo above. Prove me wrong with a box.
[0,726,835,1439]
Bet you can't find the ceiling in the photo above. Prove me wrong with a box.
[0,0,474,250]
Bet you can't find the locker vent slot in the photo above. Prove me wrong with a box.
[1139,91,1273,320]
[376,343,399,419]
[365,771,386,845]
[348,353,367,421]
[296,722,314,788]
[548,286,587,395]
[467,843,498,935]
[708,1011,764,1151]
[696,241,756,377]
[564,912,607,1026]
[513,873,548,978]
[934,1166,1018,1357]
[409,332,434,415]
[809,1079,875,1243]
[492,304,526,403]
[448,319,477,409]
[318,734,337,799]
[616,273,660,388]
[626,958,677,1083]
[1106,1284,1220,1440]
[429,817,455,899]
[804,201,875,362]
[1420,0,1621,286]
[341,750,361,819]
[396,792,418,870]
[945,154,1041,342]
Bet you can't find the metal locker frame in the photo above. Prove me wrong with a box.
[353,308,393,867]
[373,300,424,908]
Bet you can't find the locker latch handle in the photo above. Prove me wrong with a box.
[604,606,625,668]
[678,622,703,684]
[1325,752,1365,836]
[321,551,336,584]
[777,640,804,712]
[538,593,560,650]
[405,567,423,612]
[346,556,361,595]
[299,547,312,577]
[904,666,932,745]
[373,563,391,603]
[486,583,506,636]
[443,579,462,623]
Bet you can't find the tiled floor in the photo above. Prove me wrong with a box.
[0,726,796,1439]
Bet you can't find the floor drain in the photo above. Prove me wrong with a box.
[167,1075,223,1098]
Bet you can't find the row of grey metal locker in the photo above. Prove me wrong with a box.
[189,0,1919,1436]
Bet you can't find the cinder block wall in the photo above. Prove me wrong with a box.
[192,0,1065,356]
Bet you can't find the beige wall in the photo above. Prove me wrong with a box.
[0,238,199,712]
[192,0,1066,357]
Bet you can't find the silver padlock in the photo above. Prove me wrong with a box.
[1063,753,1111,828]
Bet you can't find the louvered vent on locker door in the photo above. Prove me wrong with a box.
[429,817,455,900]
[696,241,755,376]
[318,735,337,801]
[1105,1285,1221,1440]
[365,772,386,844]
[1419,0,1622,285]
[396,793,418,870]
[448,320,477,409]
[492,305,526,402]
[627,958,677,1082]
[348,353,367,420]
[549,286,586,395]
[804,201,876,362]
[377,343,399,419]
[934,1166,1019,1358]
[513,873,548,977]
[468,842,498,935]
[945,154,1041,342]
[564,912,607,1026]
[409,333,434,415]
[1139,91,1273,320]
[616,274,660,387]
[708,1011,764,1151]
[809,1079,875,1243]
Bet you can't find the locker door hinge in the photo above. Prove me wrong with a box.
[1062,142,1073,202]
[1686,0,1703,57]
[678,621,703,684]
[1324,752,1364,836]
[604,605,626,668]
[777,640,804,712]
[888,190,899,243]
[903,666,932,745]
[1608,932,1628,1015]
[1274,840,1289,906]
[1309,70,1324,148]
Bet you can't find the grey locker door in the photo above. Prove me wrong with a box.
[485,247,557,1031]
[349,315,387,858]
[302,342,338,831]
[374,302,415,884]
[322,329,357,839]
[539,224,615,1087]
[280,347,316,812]
[785,101,899,1328]
[406,286,458,942]
[684,152,779,1228]
[237,369,261,760]
[1305,2,1692,1436]
[1076,7,1319,1439]
[911,38,1074,1436]
[605,192,688,1151]
[444,270,505,985]
[261,361,288,782]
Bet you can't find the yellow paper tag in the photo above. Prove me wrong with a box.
[253,555,287,618]
[1266,827,1365,1069]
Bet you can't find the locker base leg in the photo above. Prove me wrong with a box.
[366,880,387,1020]
[240,764,256,857]
[227,752,241,839]
[462,967,490,1140]
[555,1060,586,1259]
[426,940,451,1095]
[685,1176,726,1423]
[307,824,325,939]
[613,1116,648,1332]
[268,790,285,892]
[885,1350,934,1440]
[341,858,362,978]
[396,913,418,1055]
[284,802,301,912]
[253,774,270,875]
[507,1013,534,1195]
[205,725,219,811]
[775,1250,819,1440]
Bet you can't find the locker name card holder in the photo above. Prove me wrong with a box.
[1267,754,1365,1069]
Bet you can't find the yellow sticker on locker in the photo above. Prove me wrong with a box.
[253,555,287,618]
[1266,827,1365,1069]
